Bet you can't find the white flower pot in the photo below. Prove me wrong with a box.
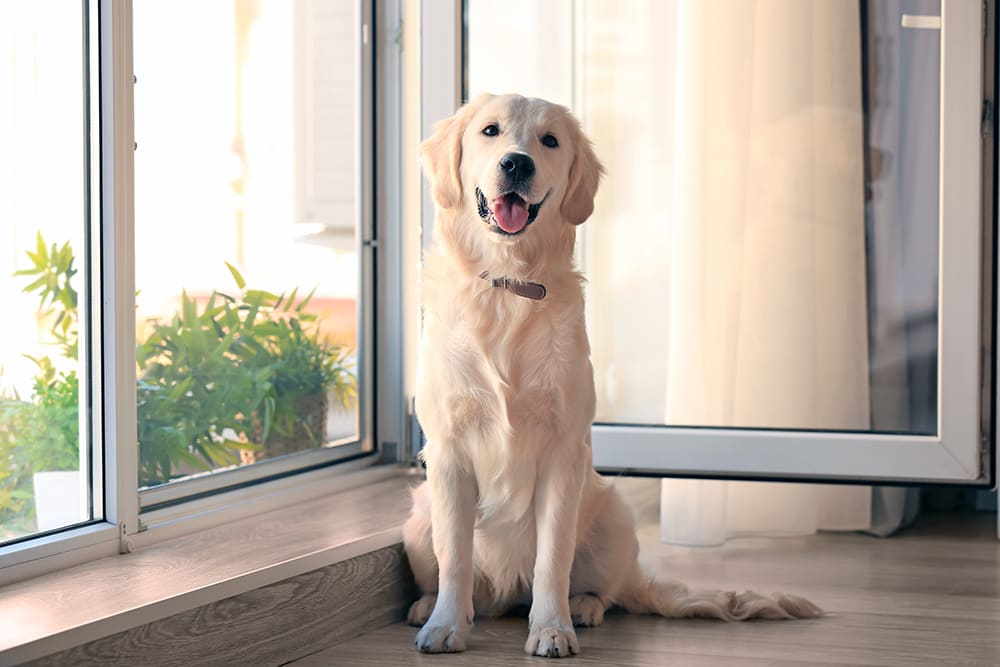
[32,470,83,532]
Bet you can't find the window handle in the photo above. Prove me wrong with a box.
[901,14,941,30]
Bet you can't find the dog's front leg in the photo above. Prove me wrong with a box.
[414,459,477,653]
[525,449,586,658]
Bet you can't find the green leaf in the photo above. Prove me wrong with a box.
[167,376,195,401]
[261,396,275,443]
[245,290,280,308]
[229,438,261,451]
[297,287,317,312]
[225,261,247,290]
[284,287,299,312]
[212,329,238,356]
[244,301,261,326]
[36,231,47,265]
[20,275,47,294]
[182,290,196,324]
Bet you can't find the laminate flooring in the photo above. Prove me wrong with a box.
[292,511,1000,667]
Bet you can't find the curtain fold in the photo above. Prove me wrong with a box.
[662,0,873,541]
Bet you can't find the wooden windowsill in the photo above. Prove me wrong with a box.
[0,466,421,665]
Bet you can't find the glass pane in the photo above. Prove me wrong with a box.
[0,3,92,542]
[468,0,941,435]
[133,0,360,489]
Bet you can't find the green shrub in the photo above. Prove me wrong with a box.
[1,234,357,507]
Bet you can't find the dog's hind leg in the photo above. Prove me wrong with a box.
[573,477,823,622]
[567,593,607,627]
[568,476,641,628]
[403,483,438,581]
[407,593,438,627]
[403,483,440,627]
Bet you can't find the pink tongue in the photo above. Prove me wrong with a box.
[492,194,529,233]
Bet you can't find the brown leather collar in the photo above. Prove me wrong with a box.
[479,271,547,301]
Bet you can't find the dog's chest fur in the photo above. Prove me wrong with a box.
[417,260,594,524]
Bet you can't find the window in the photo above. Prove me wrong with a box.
[0,0,384,572]
[0,2,97,544]
[132,0,367,506]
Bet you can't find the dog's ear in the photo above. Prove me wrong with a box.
[421,95,490,210]
[560,117,604,225]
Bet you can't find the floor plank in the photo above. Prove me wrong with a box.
[296,512,1000,667]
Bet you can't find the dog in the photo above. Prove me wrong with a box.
[403,93,821,658]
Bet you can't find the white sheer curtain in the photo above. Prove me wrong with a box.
[467,0,918,541]
[661,0,873,542]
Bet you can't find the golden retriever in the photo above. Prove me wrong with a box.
[403,93,821,658]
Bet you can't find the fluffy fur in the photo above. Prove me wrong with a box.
[404,93,821,658]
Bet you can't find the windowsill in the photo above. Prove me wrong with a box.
[0,466,421,665]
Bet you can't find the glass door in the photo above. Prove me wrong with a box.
[463,0,992,483]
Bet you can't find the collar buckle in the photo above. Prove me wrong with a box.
[479,272,546,301]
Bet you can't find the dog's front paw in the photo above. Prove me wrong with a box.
[414,619,471,653]
[525,624,579,658]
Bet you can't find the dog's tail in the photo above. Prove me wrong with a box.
[617,569,822,621]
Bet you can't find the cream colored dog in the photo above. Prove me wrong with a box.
[404,93,821,658]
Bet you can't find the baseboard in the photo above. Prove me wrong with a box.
[25,544,416,667]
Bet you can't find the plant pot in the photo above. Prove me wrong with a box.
[32,470,85,532]
[242,391,328,465]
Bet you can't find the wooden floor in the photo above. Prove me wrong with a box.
[292,512,1000,667]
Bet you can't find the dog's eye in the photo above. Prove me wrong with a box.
[541,133,559,148]
[482,124,499,137]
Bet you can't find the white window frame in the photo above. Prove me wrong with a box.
[0,0,405,585]
[390,0,462,465]
[418,0,462,252]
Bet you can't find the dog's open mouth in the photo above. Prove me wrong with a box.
[476,188,547,235]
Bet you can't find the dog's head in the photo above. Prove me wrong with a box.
[422,94,603,266]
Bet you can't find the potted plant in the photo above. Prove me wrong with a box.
[0,235,83,534]
[135,287,274,485]
[5,234,357,496]
[221,263,355,463]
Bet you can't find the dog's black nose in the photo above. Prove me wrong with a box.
[499,153,535,180]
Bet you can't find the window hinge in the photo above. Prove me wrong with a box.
[118,523,134,554]
[118,519,149,554]
[982,100,993,138]
[363,238,379,249]
[394,20,404,49]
